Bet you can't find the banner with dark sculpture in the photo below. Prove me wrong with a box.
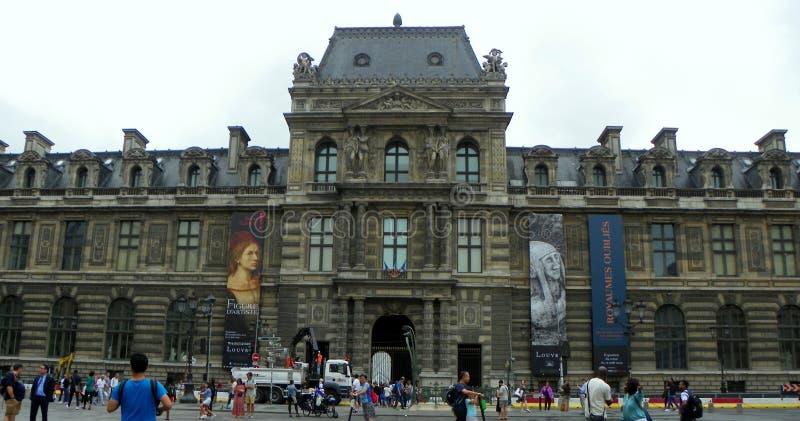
[587,214,628,376]
[223,211,265,368]
[528,214,567,376]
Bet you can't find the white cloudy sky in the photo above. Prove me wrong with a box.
[0,0,797,154]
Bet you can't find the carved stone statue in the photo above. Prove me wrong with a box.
[424,125,449,176]
[482,48,508,74]
[293,52,317,78]
[345,125,370,176]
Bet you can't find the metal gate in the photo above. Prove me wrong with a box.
[370,345,411,383]
[371,351,391,385]
[457,344,482,386]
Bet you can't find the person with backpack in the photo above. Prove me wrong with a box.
[678,380,702,421]
[352,374,376,421]
[450,371,484,421]
[107,352,172,421]
[2,363,24,421]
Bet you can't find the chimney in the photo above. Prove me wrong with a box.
[23,131,54,156]
[755,129,787,153]
[0,139,8,154]
[227,126,251,172]
[122,129,149,152]
[651,127,678,154]
[597,126,623,174]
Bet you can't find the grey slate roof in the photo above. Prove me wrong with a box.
[316,26,483,81]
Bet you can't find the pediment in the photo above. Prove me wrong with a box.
[524,145,558,159]
[759,149,791,162]
[17,150,43,162]
[638,146,674,161]
[581,145,615,159]
[69,149,101,163]
[344,87,452,113]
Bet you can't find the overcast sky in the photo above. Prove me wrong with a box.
[1,0,797,155]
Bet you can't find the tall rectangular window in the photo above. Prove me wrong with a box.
[771,225,797,276]
[8,221,32,270]
[382,217,408,271]
[457,218,482,273]
[61,221,86,270]
[711,224,737,276]
[652,223,677,276]
[308,217,333,272]
[176,221,201,272]
[117,221,142,271]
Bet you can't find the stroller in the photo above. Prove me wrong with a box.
[298,391,339,418]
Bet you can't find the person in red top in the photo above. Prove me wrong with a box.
[316,352,323,378]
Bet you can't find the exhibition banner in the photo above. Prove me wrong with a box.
[223,211,266,368]
[587,214,628,375]
[528,214,567,376]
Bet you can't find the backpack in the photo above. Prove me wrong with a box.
[445,385,459,406]
[117,379,160,415]
[370,388,378,404]
[685,391,703,419]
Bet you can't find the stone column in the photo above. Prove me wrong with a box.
[354,203,367,269]
[438,300,450,371]
[337,203,352,270]
[353,298,366,372]
[422,299,434,370]
[438,203,451,270]
[336,298,349,357]
[424,203,436,268]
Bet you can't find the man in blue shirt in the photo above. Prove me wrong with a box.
[29,364,55,421]
[107,353,172,421]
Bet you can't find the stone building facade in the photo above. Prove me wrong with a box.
[1,21,799,394]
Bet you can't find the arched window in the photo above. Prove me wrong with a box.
[384,141,409,183]
[314,142,337,183]
[23,168,36,189]
[76,167,88,188]
[164,300,193,362]
[248,165,261,187]
[716,305,749,369]
[187,165,200,187]
[769,167,784,189]
[534,164,549,187]
[130,166,142,188]
[0,296,23,355]
[778,305,800,369]
[652,166,666,188]
[48,297,78,357]
[592,165,607,187]
[711,167,724,189]
[654,305,686,369]
[106,298,135,359]
[456,143,480,183]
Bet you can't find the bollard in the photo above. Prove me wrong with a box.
[736,402,743,414]
[707,401,714,413]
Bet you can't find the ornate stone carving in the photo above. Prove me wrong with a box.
[293,52,317,79]
[441,99,484,109]
[146,223,168,264]
[313,99,344,110]
[315,77,484,87]
[69,149,100,162]
[686,226,705,271]
[123,148,150,160]
[481,48,507,74]
[206,224,228,267]
[361,92,427,110]
[639,146,674,161]
[625,225,644,270]
[584,145,615,158]
[90,223,109,265]
[564,224,583,270]
[36,223,55,264]
[17,150,43,162]
[423,126,448,176]
[345,126,370,177]
[702,148,732,161]
[180,146,209,159]
[243,146,271,158]
[747,227,765,271]
[525,145,557,158]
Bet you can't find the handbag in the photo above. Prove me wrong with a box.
[513,388,522,398]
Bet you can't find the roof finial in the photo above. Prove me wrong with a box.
[393,13,402,27]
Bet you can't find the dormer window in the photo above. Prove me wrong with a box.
[187,165,200,187]
[770,167,784,189]
[427,52,444,66]
[593,165,607,187]
[711,167,724,189]
[130,166,142,188]
[652,166,666,188]
[354,53,370,67]
[23,168,35,189]
[248,165,261,186]
[534,164,549,187]
[76,167,88,188]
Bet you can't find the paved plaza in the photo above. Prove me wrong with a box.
[8,402,800,421]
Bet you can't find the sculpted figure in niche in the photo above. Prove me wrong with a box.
[424,125,449,175]
[482,48,508,74]
[345,125,370,175]
[293,52,317,77]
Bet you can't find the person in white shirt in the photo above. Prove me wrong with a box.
[351,376,363,412]
[584,366,612,420]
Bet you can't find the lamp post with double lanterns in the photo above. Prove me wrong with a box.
[176,294,216,404]
[401,325,419,386]
[610,298,646,376]
[708,326,728,393]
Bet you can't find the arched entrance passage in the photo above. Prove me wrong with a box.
[371,315,413,384]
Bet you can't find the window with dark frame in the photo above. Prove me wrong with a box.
[652,223,677,276]
[534,164,549,187]
[164,300,193,362]
[771,225,797,276]
[455,144,480,183]
[130,166,142,188]
[716,305,749,370]
[176,220,201,272]
[652,166,666,188]
[711,167,724,189]
[457,218,482,273]
[308,217,334,272]
[8,221,32,270]
[117,221,141,271]
[770,167,784,189]
[105,298,135,360]
[0,296,23,355]
[187,165,200,187]
[382,217,408,271]
[384,142,409,183]
[654,305,687,369]
[314,143,337,183]
[778,305,800,370]
[62,221,86,271]
[248,165,261,187]
[76,167,88,188]
[48,297,78,357]
[23,168,35,189]
[711,224,737,276]
[593,165,607,187]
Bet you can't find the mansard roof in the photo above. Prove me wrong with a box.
[316,26,483,83]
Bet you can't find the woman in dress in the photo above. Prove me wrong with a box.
[231,378,246,418]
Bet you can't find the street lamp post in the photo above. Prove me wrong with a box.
[401,325,418,386]
[610,298,646,376]
[708,327,728,393]
[177,294,216,404]
[200,295,216,384]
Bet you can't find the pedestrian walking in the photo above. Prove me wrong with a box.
[560,381,571,411]
[495,380,509,420]
[29,364,56,421]
[678,380,696,421]
[584,366,612,421]
[451,371,483,421]
[2,363,24,421]
[515,380,530,413]
[621,378,649,421]
[539,381,553,410]
[107,352,172,421]
[244,372,256,418]
[231,378,246,418]
[83,370,96,410]
[286,379,300,417]
[352,374,375,421]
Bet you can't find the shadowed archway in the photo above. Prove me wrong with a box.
[371,315,414,383]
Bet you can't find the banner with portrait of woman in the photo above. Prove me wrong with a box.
[223,211,266,368]
[528,214,567,376]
